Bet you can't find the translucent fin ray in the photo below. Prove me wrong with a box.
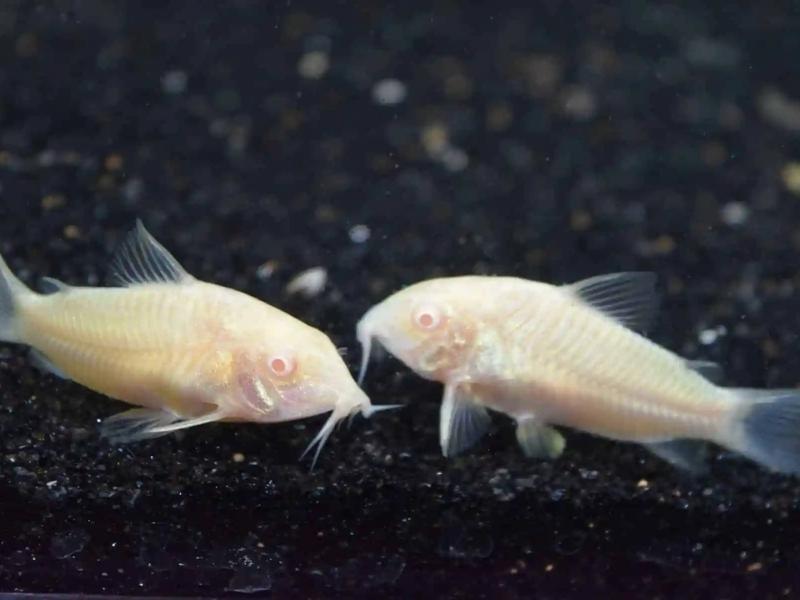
[644,439,708,474]
[100,407,223,443]
[685,359,724,384]
[109,220,193,287]
[100,408,182,443]
[38,276,69,294]
[516,416,565,459]
[568,272,659,332]
[736,389,800,474]
[439,383,492,457]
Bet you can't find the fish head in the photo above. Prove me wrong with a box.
[356,278,478,384]
[234,324,372,423]
[229,317,400,469]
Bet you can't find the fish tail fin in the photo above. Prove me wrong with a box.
[727,389,800,475]
[0,251,32,342]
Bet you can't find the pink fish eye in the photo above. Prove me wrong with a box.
[414,305,442,330]
[269,355,296,377]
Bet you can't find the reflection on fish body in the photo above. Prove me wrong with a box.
[0,221,391,466]
[357,273,800,475]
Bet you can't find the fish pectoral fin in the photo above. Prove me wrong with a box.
[515,417,565,459]
[685,359,724,384]
[100,407,225,444]
[440,383,492,458]
[28,349,70,380]
[100,408,181,443]
[643,439,709,474]
[38,276,70,294]
[567,272,659,332]
[109,220,195,287]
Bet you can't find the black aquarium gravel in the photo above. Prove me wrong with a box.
[2,1,800,597]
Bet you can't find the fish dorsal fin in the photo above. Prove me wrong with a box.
[38,276,70,294]
[109,220,193,287]
[685,359,724,384]
[440,383,492,458]
[643,439,709,475]
[516,416,565,459]
[568,272,659,332]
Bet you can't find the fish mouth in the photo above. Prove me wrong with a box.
[300,384,401,469]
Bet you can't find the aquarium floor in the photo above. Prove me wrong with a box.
[1,1,800,597]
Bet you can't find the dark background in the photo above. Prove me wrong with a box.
[1,1,800,597]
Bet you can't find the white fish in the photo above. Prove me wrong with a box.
[0,221,394,465]
[356,273,800,474]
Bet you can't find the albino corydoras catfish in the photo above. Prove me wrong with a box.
[356,272,800,474]
[0,221,393,465]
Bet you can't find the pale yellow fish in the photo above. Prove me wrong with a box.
[356,273,800,474]
[0,221,393,465]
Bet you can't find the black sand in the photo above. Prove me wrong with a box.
[1,2,800,597]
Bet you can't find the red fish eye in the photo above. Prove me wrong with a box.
[414,306,442,330]
[269,356,295,377]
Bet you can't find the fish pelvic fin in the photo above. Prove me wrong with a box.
[516,416,565,459]
[100,407,226,443]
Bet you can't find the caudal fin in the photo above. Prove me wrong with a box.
[732,389,800,475]
[0,252,31,342]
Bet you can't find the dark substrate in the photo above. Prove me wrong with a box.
[1,1,800,598]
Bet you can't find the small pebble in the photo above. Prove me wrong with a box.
[486,103,513,131]
[298,51,329,79]
[104,154,124,171]
[781,163,800,195]
[421,123,449,155]
[570,209,593,231]
[699,328,722,345]
[561,85,596,120]
[348,224,371,243]
[41,194,66,210]
[440,147,469,172]
[758,88,800,132]
[255,260,279,280]
[372,79,407,105]
[286,267,327,298]
[63,225,81,240]
[161,69,188,94]
[720,201,750,226]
